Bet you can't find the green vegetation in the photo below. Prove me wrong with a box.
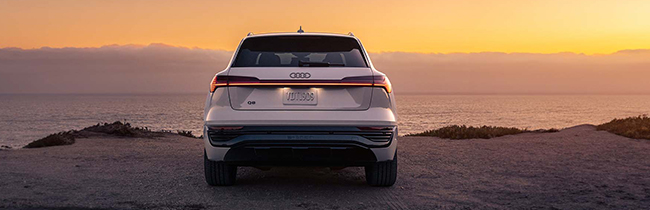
[597,115,650,140]
[407,125,558,139]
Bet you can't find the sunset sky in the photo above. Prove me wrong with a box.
[2,0,650,54]
[2,0,650,94]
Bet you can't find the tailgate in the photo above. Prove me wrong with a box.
[228,67,373,111]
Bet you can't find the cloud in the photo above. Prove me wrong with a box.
[371,51,650,94]
[0,44,232,94]
[1,45,650,94]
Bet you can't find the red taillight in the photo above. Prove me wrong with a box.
[342,75,392,93]
[210,75,391,93]
[210,75,260,92]
[210,75,218,92]
[373,75,392,93]
[210,75,228,92]
[209,75,229,92]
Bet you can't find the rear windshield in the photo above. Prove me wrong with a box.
[232,35,368,67]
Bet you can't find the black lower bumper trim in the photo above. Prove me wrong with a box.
[223,144,377,166]
[207,126,395,148]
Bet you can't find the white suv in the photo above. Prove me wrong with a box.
[203,31,398,186]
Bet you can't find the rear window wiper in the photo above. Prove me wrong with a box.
[298,61,345,67]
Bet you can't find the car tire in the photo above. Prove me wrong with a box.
[365,151,397,186]
[204,150,237,186]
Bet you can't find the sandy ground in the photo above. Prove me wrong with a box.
[1,125,649,210]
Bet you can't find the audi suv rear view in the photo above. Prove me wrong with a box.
[203,31,398,186]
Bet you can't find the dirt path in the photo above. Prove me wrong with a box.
[1,125,649,209]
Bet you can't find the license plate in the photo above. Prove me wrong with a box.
[283,89,318,105]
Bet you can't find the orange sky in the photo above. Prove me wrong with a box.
[2,0,650,54]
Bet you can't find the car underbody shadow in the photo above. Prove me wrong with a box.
[233,166,368,186]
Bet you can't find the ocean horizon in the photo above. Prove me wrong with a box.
[2,93,649,148]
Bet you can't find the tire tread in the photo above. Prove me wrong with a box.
[365,152,398,186]
[204,150,237,186]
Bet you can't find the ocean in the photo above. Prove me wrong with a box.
[1,94,649,148]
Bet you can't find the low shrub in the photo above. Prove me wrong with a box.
[597,115,650,140]
[82,121,152,137]
[407,125,527,139]
[407,125,558,139]
[24,121,161,148]
[177,130,200,139]
[24,131,78,148]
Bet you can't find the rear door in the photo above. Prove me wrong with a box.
[227,35,374,111]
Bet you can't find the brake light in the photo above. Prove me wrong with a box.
[341,75,392,93]
[210,76,216,92]
[211,75,261,92]
[373,75,393,93]
[209,75,231,92]
[209,75,391,93]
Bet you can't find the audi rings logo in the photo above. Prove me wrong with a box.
[289,72,311,79]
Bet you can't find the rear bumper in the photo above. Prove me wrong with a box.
[204,87,398,127]
[203,87,398,165]
[204,107,397,126]
[203,126,398,165]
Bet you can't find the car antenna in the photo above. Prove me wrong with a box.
[297,26,304,33]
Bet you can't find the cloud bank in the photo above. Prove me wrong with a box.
[0,44,232,94]
[371,50,650,94]
[1,45,650,94]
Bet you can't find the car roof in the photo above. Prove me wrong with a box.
[244,32,356,39]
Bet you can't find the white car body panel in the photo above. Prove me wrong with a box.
[203,32,398,163]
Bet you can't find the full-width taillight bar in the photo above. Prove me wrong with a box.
[210,75,392,93]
